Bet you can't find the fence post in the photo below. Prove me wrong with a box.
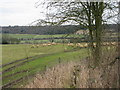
[58,57,61,64]
[44,65,47,71]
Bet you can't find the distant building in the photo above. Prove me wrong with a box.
[75,29,89,35]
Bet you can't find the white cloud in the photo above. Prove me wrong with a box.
[0,0,46,26]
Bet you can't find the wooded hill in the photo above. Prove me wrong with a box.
[1,24,118,35]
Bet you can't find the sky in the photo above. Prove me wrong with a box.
[0,0,46,26]
[0,0,119,26]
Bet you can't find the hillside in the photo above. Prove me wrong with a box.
[1,25,84,35]
[1,24,118,35]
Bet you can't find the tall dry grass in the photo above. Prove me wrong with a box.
[25,46,119,88]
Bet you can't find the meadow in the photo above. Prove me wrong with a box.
[3,34,84,39]
[2,43,88,88]
[2,44,70,64]
[2,33,118,88]
[2,33,85,44]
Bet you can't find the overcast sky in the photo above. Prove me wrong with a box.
[0,0,118,26]
[0,0,46,26]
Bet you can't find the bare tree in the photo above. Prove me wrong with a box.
[36,1,118,67]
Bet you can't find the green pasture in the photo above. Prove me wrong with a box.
[2,34,84,39]
[20,39,66,44]
[2,44,74,64]
[2,43,117,87]
[1,34,85,44]
[2,44,88,87]
[8,34,64,39]
[1,32,118,88]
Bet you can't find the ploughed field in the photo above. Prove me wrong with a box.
[2,44,88,88]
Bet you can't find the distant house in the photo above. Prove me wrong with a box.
[75,29,89,35]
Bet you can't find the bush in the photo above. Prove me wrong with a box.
[2,34,20,44]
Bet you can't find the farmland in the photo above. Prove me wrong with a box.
[1,32,118,88]
[2,34,84,39]
[1,1,119,88]
[2,34,85,44]
[2,42,88,88]
[2,44,69,64]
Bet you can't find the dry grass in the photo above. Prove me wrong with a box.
[25,46,119,88]
[25,61,76,88]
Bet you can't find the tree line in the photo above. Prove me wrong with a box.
[1,24,117,35]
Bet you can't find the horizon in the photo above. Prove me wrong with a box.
[1,23,118,27]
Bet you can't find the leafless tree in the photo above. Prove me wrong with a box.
[36,0,118,67]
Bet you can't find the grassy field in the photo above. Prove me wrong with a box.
[2,34,118,88]
[2,44,71,64]
[1,33,85,44]
[2,34,84,39]
[2,44,88,87]
[8,34,64,39]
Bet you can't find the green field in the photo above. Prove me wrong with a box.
[7,34,64,39]
[1,33,85,44]
[2,44,69,64]
[3,34,84,39]
[2,33,118,88]
[2,44,88,87]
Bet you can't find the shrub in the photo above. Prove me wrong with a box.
[2,34,20,44]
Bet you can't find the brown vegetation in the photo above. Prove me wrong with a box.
[25,46,119,88]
